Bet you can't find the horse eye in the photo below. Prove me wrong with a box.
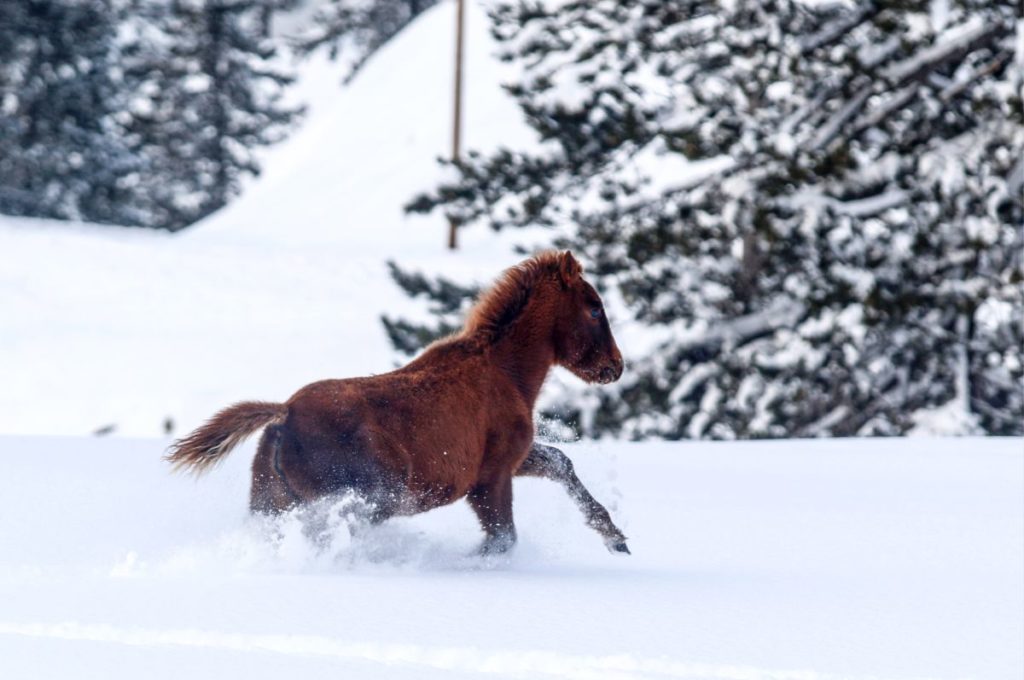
[590,307,602,319]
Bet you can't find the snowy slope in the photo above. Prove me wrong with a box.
[0,1,539,438]
[0,436,1021,679]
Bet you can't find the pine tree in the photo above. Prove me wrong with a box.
[381,260,478,354]
[0,0,143,226]
[0,0,301,231]
[120,0,302,230]
[394,0,1023,438]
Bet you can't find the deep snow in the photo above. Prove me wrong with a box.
[0,436,1020,679]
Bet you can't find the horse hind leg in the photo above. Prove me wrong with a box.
[250,424,302,515]
[516,442,630,554]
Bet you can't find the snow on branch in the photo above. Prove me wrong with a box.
[799,2,879,55]
[786,189,909,217]
[849,84,918,137]
[675,298,808,358]
[880,17,1010,85]
[805,17,1011,153]
[809,84,871,150]
[939,49,1014,102]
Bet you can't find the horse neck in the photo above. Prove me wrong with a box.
[489,307,556,407]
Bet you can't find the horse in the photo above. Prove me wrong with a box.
[167,251,629,555]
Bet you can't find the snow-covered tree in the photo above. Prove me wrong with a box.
[394,0,1023,438]
[0,0,143,225]
[0,0,301,231]
[120,0,302,229]
[295,0,438,80]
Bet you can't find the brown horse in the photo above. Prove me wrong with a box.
[167,251,629,554]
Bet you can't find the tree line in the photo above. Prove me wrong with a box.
[0,0,434,231]
[388,0,1023,438]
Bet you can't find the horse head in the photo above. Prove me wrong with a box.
[550,252,623,385]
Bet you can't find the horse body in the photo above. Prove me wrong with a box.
[169,251,628,554]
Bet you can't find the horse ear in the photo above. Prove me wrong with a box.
[558,251,582,287]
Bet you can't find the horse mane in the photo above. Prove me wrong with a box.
[462,251,565,343]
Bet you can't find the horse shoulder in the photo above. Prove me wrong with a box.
[477,371,534,476]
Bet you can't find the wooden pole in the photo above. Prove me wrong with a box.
[448,0,465,250]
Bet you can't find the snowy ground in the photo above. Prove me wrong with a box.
[0,436,1020,679]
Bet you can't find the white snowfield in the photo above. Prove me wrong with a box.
[0,436,1021,680]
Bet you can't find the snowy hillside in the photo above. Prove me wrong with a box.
[0,436,1020,679]
[0,1,538,438]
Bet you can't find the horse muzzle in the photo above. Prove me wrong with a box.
[597,357,624,384]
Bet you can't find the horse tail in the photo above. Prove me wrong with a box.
[166,401,288,475]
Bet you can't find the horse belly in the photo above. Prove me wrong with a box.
[397,439,481,512]
[288,374,488,514]
[278,396,408,516]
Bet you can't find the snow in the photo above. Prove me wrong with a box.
[911,321,981,437]
[0,435,1020,679]
[880,16,989,84]
[631,142,736,197]
[808,87,870,150]
[930,0,950,33]
[788,189,909,218]
[910,396,981,436]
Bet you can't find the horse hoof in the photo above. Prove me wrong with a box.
[479,533,516,556]
[479,545,511,557]
[609,541,631,555]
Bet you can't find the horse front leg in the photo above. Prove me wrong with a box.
[516,442,630,554]
[467,473,517,555]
